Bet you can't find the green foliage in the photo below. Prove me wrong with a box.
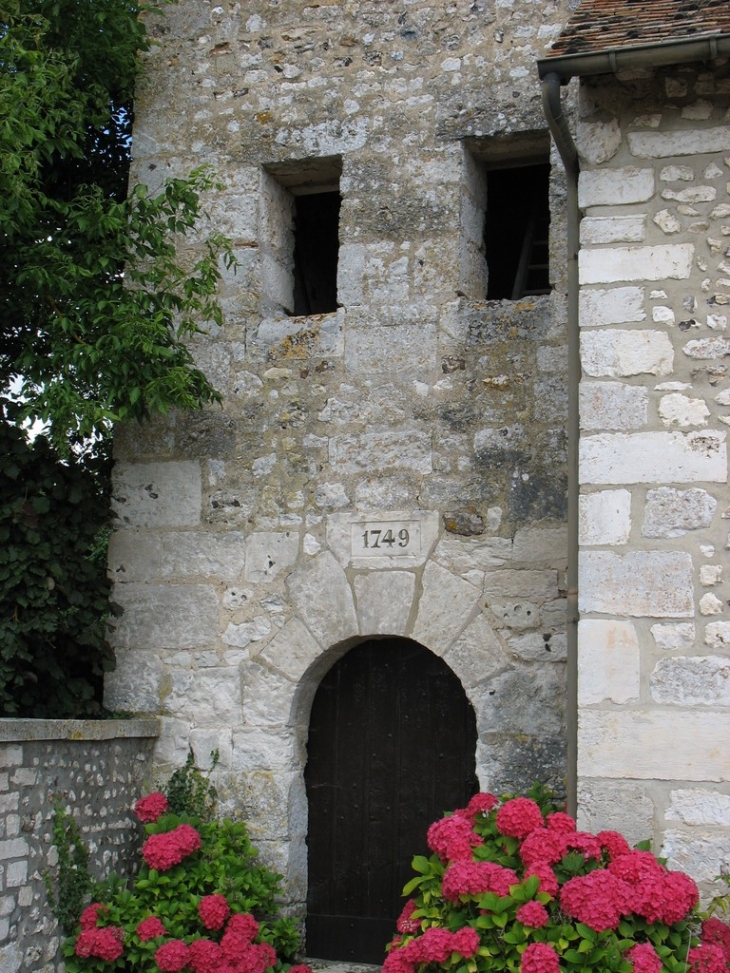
[44,802,92,936]
[0,417,114,716]
[165,749,219,821]
[1,0,235,454]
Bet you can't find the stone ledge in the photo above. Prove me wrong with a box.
[0,718,159,742]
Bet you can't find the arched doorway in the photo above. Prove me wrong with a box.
[305,637,478,964]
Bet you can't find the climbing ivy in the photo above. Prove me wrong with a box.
[44,802,92,936]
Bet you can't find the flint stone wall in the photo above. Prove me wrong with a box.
[576,63,730,884]
[108,0,574,922]
[0,720,158,973]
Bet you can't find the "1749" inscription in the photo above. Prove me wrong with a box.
[351,521,421,557]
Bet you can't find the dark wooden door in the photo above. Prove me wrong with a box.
[305,638,478,964]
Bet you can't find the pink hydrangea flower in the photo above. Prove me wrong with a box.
[142,823,202,871]
[525,861,559,898]
[189,939,224,973]
[455,793,499,822]
[561,831,602,861]
[546,812,576,834]
[688,944,728,973]
[137,916,167,941]
[75,927,124,962]
[382,947,416,973]
[427,815,482,862]
[199,893,230,930]
[289,966,314,973]
[442,860,519,901]
[79,902,107,930]
[702,918,730,964]
[135,791,170,823]
[396,899,421,934]
[155,940,191,973]
[626,943,663,973]
[597,830,631,861]
[403,927,478,964]
[560,871,632,932]
[519,828,566,868]
[521,942,560,973]
[516,901,549,928]
[496,798,544,839]
[226,912,259,942]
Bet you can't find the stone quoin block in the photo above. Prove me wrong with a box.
[581,330,673,378]
[579,244,694,285]
[578,619,640,704]
[578,167,655,207]
[579,286,646,327]
[578,550,694,617]
[579,489,632,545]
[580,431,727,484]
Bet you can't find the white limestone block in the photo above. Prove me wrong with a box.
[579,490,632,545]
[577,780,654,848]
[222,616,271,648]
[581,330,673,377]
[666,789,730,826]
[705,621,730,647]
[700,593,724,615]
[580,216,646,245]
[256,617,322,682]
[483,569,558,602]
[354,570,416,636]
[511,527,568,567]
[662,186,717,204]
[662,832,730,884]
[661,165,695,182]
[245,531,300,583]
[579,550,694,617]
[108,530,162,582]
[628,127,730,158]
[651,622,696,650]
[578,710,730,780]
[164,667,243,724]
[443,614,511,687]
[411,561,482,654]
[286,551,358,648]
[580,381,648,429]
[653,209,681,234]
[579,244,694,284]
[651,655,730,705]
[160,531,246,583]
[241,661,297,728]
[580,431,727,484]
[112,461,202,528]
[506,630,567,662]
[683,337,730,359]
[642,487,716,537]
[578,619,640,704]
[579,286,646,327]
[700,564,723,586]
[112,583,219,649]
[576,118,622,164]
[578,167,655,207]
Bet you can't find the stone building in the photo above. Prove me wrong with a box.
[105,0,730,962]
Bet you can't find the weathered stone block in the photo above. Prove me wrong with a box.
[628,127,730,158]
[580,216,645,244]
[160,532,246,582]
[112,583,219,650]
[286,551,358,648]
[353,571,416,636]
[581,330,673,377]
[651,622,696,650]
[443,615,511,687]
[578,167,655,207]
[580,382,648,429]
[578,711,730,780]
[579,244,693,285]
[112,462,202,528]
[256,618,323,682]
[642,487,716,538]
[329,431,432,474]
[577,779,654,847]
[662,831,730,884]
[245,531,299,583]
[666,789,730,826]
[580,431,727,484]
[578,551,694,617]
[650,656,730,705]
[579,286,645,327]
[578,619,640,704]
[579,490,632,545]
[412,561,482,654]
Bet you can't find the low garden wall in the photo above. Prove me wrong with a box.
[0,719,159,973]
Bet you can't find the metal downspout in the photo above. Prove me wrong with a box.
[541,72,580,817]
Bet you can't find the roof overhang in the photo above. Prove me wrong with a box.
[538,32,730,81]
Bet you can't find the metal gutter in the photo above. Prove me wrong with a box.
[540,73,579,817]
[538,33,730,80]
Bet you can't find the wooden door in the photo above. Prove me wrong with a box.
[305,638,478,964]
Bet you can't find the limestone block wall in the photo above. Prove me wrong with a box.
[107,0,574,917]
[0,720,158,973]
[574,63,730,886]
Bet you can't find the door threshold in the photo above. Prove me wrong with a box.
[305,959,382,973]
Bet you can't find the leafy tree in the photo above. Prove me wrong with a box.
[0,0,233,715]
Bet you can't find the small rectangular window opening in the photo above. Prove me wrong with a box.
[485,162,551,300]
[292,190,341,315]
[263,156,342,317]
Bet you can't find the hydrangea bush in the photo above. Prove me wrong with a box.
[385,791,730,973]
[62,789,309,973]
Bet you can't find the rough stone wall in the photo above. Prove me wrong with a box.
[574,62,730,887]
[106,0,573,917]
[0,720,158,973]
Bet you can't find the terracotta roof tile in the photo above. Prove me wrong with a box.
[547,0,730,59]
